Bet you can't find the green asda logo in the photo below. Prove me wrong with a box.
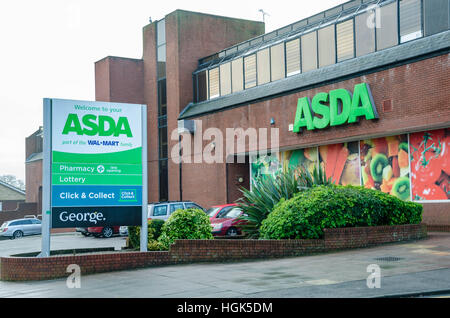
[62,114,133,137]
[293,83,378,133]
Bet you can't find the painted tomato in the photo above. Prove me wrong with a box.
[413,183,448,201]
[439,136,450,175]
[410,130,445,185]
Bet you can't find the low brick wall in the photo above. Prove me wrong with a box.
[0,224,427,281]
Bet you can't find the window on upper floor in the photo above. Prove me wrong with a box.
[257,48,271,85]
[377,2,399,50]
[232,58,244,93]
[270,43,285,81]
[301,31,318,72]
[244,54,257,89]
[355,11,375,57]
[220,62,232,96]
[318,24,336,67]
[336,19,354,62]
[423,0,449,36]
[400,0,423,43]
[208,67,220,99]
[286,38,301,76]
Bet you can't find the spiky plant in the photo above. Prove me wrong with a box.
[237,164,333,238]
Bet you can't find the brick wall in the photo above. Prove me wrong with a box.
[0,203,38,225]
[0,224,427,281]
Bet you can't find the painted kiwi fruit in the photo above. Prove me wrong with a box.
[370,154,389,183]
[391,177,411,201]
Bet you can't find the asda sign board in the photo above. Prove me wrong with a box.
[45,99,147,229]
[293,83,378,133]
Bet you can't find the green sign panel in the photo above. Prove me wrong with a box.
[293,83,379,133]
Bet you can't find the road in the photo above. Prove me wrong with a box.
[0,232,449,298]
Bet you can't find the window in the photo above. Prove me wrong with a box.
[244,54,257,89]
[336,19,354,62]
[208,67,220,99]
[153,205,168,217]
[270,43,285,81]
[0,202,2,212]
[216,207,233,219]
[257,48,270,85]
[286,39,301,76]
[424,0,449,36]
[400,0,423,43]
[355,11,375,57]
[157,45,166,79]
[159,160,168,202]
[318,25,336,67]
[185,203,203,211]
[158,80,167,116]
[197,71,208,102]
[377,2,399,50]
[301,31,318,72]
[220,62,231,96]
[157,19,166,46]
[231,58,243,93]
[170,204,184,214]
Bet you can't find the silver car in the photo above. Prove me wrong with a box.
[148,201,205,222]
[0,218,42,239]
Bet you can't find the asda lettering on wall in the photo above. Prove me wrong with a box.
[46,99,147,228]
[293,83,378,133]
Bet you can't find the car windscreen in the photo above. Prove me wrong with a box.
[153,205,168,216]
[223,208,243,219]
[0,222,6,229]
[206,207,221,217]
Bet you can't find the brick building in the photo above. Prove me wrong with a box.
[0,180,25,212]
[95,1,450,227]
[25,127,43,214]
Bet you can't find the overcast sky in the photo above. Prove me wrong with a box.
[0,0,346,182]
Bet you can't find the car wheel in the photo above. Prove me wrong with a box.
[81,232,90,237]
[226,227,238,237]
[12,230,24,240]
[102,227,114,238]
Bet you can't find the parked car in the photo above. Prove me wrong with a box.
[86,226,121,238]
[76,227,90,237]
[211,207,246,237]
[0,218,42,239]
[119,226,128,236]
[148,201,205,222]
[207,203,238,220]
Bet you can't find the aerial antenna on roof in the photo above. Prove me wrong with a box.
[258,9,270,23]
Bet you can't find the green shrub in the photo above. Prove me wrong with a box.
[259,185,423,240]
[128,219,167,251]
[238,165,332,238]
[158,209,213,250]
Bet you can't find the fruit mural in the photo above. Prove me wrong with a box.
[410,128,450,201]
[283,147,319,176]
[319,142,360,186]
[360,135,411,201]
[251,154,281,181]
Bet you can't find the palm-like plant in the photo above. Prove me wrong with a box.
[237,164,333,238]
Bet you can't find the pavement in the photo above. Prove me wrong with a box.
[0,232,450,298]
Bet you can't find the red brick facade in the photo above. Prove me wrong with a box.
[181,53,450,224]
[0,224,427,281]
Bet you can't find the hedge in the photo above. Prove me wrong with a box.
[259,185,423,240]
[158,208,213,250]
